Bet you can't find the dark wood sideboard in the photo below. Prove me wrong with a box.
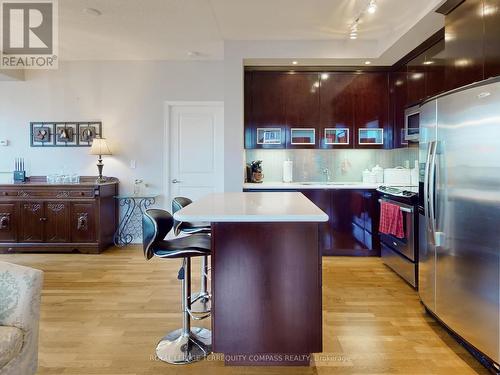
[0,176,118,254]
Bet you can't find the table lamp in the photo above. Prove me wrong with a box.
[89,137,112,183]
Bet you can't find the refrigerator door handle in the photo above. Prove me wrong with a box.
[424,141,435,233]
[429,141,438,241]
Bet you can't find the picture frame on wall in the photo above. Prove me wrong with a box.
[30,122,102,147]
[31,123,54,146]
[77,122,102,146]
[55,124,77,146]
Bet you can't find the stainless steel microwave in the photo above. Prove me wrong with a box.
[404,105,420,142]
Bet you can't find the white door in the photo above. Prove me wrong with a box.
[168,102,224,202]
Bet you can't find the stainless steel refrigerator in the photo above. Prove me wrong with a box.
[419,77,500,365]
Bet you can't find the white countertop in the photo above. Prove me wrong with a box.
[243,182,382,190]
[173,192,329,223]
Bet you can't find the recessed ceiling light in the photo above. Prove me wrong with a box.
[83,7,102,16]
[350,35,358,40]
[365,61,371,65]
[423,61,434,65]
[292,61,298,65]
[367,1,377,14]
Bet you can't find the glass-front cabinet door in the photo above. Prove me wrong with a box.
[256,128,283,145]
[358,128,384,145]
[290,128,315,145]
[324,128,349,145]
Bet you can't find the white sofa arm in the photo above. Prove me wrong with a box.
[0,261,43,375]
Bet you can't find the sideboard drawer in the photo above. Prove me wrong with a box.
[0,189,95,199]
[69,190,95,198]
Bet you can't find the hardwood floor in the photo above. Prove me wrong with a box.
[0,246,489,375]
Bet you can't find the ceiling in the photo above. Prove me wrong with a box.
[59,0,445,63]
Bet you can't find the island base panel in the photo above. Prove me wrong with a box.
[211,221,322,365]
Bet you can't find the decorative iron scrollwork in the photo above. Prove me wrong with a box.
[48,203,65,212]
[77,213,88,231]
[0,213,10,230]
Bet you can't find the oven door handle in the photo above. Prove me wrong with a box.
[378,199,413,213]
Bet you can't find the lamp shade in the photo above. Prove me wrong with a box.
[89,137,112,156]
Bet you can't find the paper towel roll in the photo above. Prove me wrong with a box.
[283,160,293,183]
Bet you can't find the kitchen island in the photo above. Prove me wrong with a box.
[174,192,328,366]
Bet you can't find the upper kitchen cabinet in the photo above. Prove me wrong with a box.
[407,52,427,106]
[483,0,500,79]
[444,0,485,91]
[352,73,390,149]
[424,39,446,98]
[245,71,287,149]
[319,73,356,149]
[284,72,320,148]
[389,68,408,149]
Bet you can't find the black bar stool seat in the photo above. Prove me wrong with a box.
[142,208,211,365]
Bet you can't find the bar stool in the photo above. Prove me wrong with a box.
[172,197,211,314]
[142,209,211,364]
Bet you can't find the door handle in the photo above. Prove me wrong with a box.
[171,179,182,184]
[429,141,438,239]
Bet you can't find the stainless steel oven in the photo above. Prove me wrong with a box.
[377,187,419,288]
[404,105,420,142]
[379,198,415,261]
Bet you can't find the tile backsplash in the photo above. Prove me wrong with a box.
[245,147,418,183]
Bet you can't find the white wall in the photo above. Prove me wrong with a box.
[0,60,224,206]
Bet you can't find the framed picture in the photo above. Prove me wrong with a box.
[55,124,77,146]
[30,122,102,147]
[31,123,54,146]
[78,122,102,146]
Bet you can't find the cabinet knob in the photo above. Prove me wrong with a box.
[39,217,47,222]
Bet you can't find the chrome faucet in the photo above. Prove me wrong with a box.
[322,168,331,183]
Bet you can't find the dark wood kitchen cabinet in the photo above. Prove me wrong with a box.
[407,52,427,106]
[444,0,485,91]
[244,70,391,149]
[0,177,118,254]
[243,188,379,256]
[319,73,356,149]
[352,73,390,149]
[331,190,379,256]
[425,39,446,98]
[284,72,320,148]
[389,68,408,149]
[484,0,500,79]
[245,71,287,149]
[301,190,334,254]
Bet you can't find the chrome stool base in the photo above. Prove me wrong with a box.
[156,327,212,364]
[189,292,211,314]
